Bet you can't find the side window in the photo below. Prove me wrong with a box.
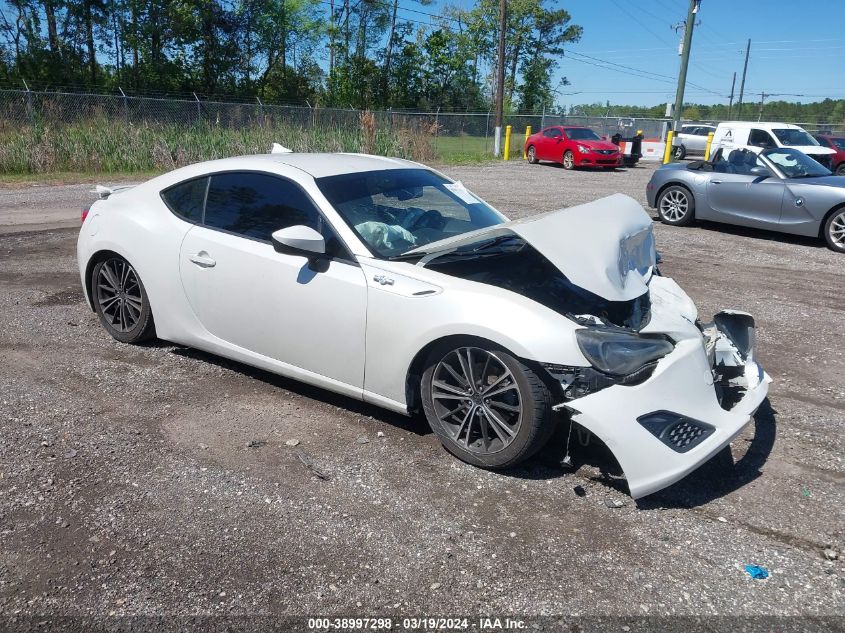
[204,172,348,260]
[543,128,562,139]
[161,177,208,224]
[749,129,775,148]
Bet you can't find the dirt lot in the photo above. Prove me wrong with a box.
[0,161,843,627]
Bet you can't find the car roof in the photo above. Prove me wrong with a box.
[154,152,422,184]
[716,121,801,130]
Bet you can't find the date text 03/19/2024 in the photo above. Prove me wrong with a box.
[307,617,527,630]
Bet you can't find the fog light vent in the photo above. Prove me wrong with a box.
[637,411,715,453]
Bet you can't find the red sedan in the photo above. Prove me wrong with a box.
[525,126,622,170]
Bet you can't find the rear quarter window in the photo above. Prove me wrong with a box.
[161,177,208,224]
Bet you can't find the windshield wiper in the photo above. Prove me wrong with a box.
[468,235,523,252]
[389,234,523,261]
[388,251,425,261]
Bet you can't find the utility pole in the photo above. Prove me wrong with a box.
[727,71,736,119]
[493,0,506,157]
[671,0,700,138]
[757,92,768,121]
[736,39,751,119]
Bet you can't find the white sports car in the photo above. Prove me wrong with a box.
[77,151,770,499]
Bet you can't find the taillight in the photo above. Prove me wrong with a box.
[81,208,89,224]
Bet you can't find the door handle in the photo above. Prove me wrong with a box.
[189,252,216,268]
[711,180,722,184]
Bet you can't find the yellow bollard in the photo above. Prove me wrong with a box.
[663,130,674,164]
[523,125,532,159]
[503,125,512,161]
[704,132,715,161]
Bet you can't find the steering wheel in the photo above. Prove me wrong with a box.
[409,209,446,231]
[373,205,399,225]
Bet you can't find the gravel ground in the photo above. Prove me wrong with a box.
[0,161,843,627]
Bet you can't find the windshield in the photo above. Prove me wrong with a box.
[315,168,505,258]
[566,128,601,141]
[763,148,831,178]
[772,128,819,146]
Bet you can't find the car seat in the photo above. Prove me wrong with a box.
[727,149,750,174]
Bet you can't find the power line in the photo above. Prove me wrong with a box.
[609,0,677,49]
[566,49,726,97]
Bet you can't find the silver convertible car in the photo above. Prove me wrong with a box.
[646,147,845,253]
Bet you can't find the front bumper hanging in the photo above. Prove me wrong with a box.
[566,310,771,499]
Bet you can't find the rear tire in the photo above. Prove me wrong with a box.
[657,185,695,227]
[823,208,845,253]
[421,342,554,469]
[562,150,575,170]
[526,145,538,164]
[91,256,156,344]
[835,163,845,176]
[673,144,687,160]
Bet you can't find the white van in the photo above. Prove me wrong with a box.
[710,121,835,169]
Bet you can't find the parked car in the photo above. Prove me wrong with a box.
[673,124,717,160]
[647,146,845,252]
[78,151,770,499]
[710,121,835,169]
[525,126,622,169]
[813,134,845,175]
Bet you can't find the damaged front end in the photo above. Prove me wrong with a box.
[406,194,770,498]
[552,302,770,499]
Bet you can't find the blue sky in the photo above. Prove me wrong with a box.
[434,0,845,109]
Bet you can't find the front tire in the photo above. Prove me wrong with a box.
[823,208,845,253]
[562,150,575,170]
[91,256,156,344]
[673,144,687,160]
[657,185,695,226]
[835,163,845,176]
[421,343,554,469]
[526,145,538,164]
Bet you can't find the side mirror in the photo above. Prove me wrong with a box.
[749,166,771,179]
[271,225,325,257]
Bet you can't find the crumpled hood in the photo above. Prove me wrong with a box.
[406,194,656,302]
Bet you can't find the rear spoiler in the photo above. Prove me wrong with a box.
[91,184,135,200]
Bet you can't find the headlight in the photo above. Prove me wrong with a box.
[577,144,591,154]
[575,328,674,376]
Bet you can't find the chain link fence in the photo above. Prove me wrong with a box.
[1,88,843,169]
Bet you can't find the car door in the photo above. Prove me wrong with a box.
[705,150,786,228]
[178,171,367,390]
[539,127,563,161]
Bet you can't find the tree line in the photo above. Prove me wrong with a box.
[0,0,582,112]
[570,99,845,128]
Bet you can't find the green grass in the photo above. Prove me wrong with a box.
[0,116,437,175]
[433,134,526,162]
[0,119,529,176]
[0,169,163,187]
